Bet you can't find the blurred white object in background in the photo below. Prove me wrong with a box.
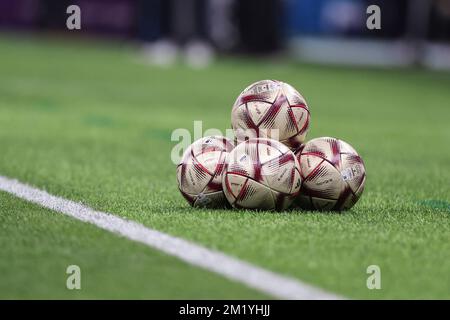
[321,0,365,33]
[184,40,215,69]
[289,37,416,67]
[141,39,178,67]
[208,0,238,51]
[423,43,450,70]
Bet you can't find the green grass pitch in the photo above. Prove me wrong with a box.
[0,35,449,299]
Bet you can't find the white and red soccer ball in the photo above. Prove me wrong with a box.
[177,136,234,208]
[295,137,366,211]
[231,79,310,150]
[222,138,301,211]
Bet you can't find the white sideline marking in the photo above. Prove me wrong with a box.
[0,175,342,300]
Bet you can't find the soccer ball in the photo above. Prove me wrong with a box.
[222,138,301,211]
[294,137,366,211]
[231,80,310,149]
[177,136,234,208]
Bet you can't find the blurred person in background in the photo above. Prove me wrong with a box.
[138,0,282,67]
[139,0,220,67]
[138,0,217,68]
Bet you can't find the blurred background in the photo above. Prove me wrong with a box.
[1,0,450,69]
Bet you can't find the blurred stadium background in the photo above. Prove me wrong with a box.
[1,0,450,300]
[1,0,450,69]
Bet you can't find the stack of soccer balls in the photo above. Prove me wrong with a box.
[177,80,366,211]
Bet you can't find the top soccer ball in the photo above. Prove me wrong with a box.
[231,80,310,149]
[177,136,234,208]
[294,137,366,211]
